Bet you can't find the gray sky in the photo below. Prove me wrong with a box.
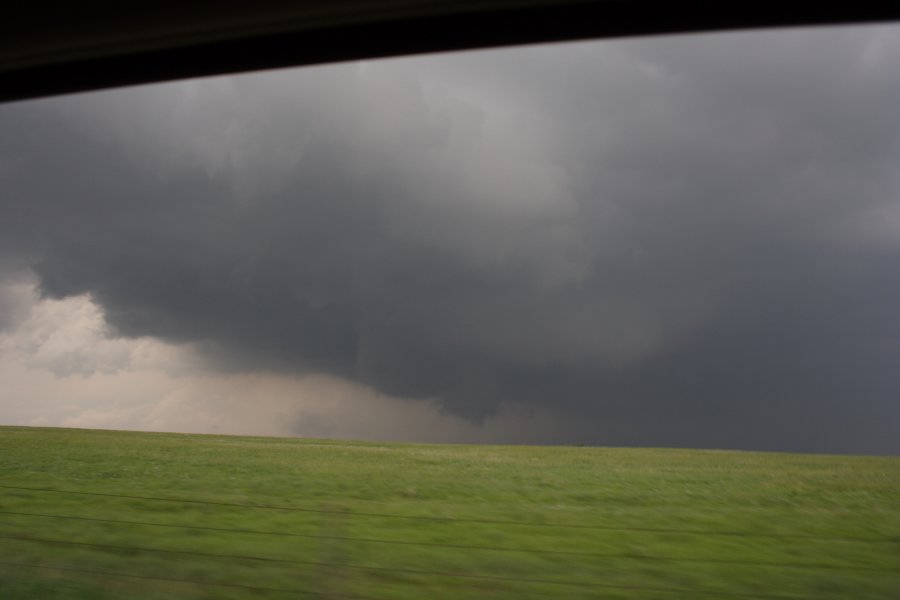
[1,24,899,454]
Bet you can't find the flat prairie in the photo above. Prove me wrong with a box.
[0,426,897,599]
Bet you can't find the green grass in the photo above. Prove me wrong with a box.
[0,426,897,599]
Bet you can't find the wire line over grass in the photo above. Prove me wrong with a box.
[0,483,893,543]
[2,507,897,559]
[1,532,892,574]
[0,559,810,600]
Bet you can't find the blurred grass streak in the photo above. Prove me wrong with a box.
[0,426,898,599]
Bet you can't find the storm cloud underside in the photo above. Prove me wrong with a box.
[1,25,899,453]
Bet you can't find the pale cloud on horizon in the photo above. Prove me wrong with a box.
[0,278,578,443]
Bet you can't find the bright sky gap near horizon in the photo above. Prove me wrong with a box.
[1,23,898,454]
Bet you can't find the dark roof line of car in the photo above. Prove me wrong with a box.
[3,1,900,103]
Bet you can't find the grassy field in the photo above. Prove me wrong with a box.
[0,426,897,599]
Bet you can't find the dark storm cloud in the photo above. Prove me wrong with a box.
[2,25,899,453]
